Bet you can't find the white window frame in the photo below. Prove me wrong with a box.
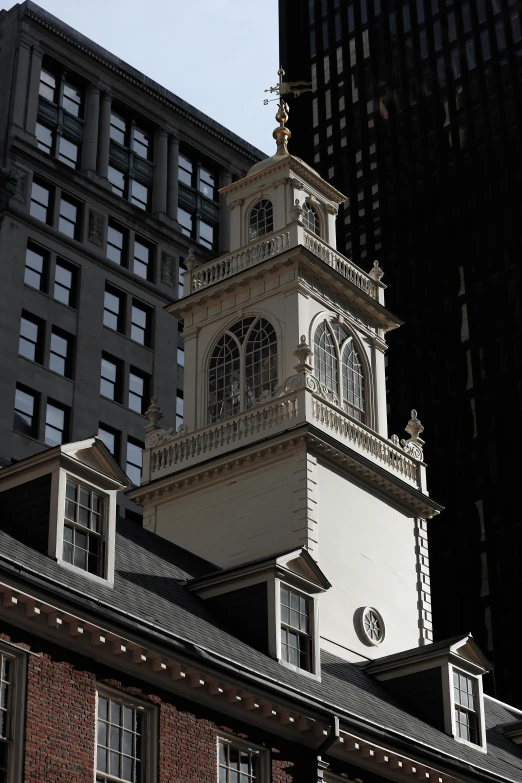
[217,735,268,783]
[0,643,27,783]
[442,663,487,752]
[49,468,117,586]
[95,686,157,783]
[269,579,321,679]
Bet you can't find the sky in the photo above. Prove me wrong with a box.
[0,0,280,155]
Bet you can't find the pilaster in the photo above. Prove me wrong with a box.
[152,128,168,216]
[81,84,100,173]
[11,39,32,132]
[167,134,179,221]
[25,45,44,135]
[96,91,112,180]
[219,170,233,253]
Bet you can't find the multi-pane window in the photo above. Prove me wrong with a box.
[30,179,52,223]
[178,259,186,298]
[59,194,81,239]
[126,439,143,486]
[50,328,73,377]
[218,740,260,783]
[0,649,22,782]
[19,313,43,363]
[249,200,273,241]
[98,424,120,458]
[24,242,48,291]
[104,288,125,332]
[133,238,151,280]
[302,202,320,235]
[108,107,152,211]
[54,261,77,307]
[208,317,278,424]
[37,63,82,168]
[280,586,312,671]
[45,401,68,446]
[107,222,125,265]
[96,693,147,783]
[64,480,105,574]
[128,370,148,414]
[453,670,480,745]
[178,149,218,250]
[100,355,122,402]
[176,391,183,430]
[130,302,150,346]
[13,385,38,437]
[314,321,366,422]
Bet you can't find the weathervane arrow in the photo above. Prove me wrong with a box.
[264,67,313,104]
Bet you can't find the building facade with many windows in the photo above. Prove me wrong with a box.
[0,1,263,515]
[279,0,522,707]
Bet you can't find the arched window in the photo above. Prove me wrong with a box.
[302,202,320,235]
[313,320,366,422]
[208,317,278,423]
[249,199,273,241]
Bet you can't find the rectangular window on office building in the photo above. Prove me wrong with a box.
[59,194,81,240]
[49,328,73,378]
[128,369,148,415]
[98,424,120,458]
[103,287,125,333]
[54,261,77,307]
[45,401,69,447]
[30,179,52,224]
[176,390,183,430]
[130,302,151,346]
[126,439,143,486]
[24,242,48,291]
[133,238,152,280]
[107,221,126,265]
[19,312,43,363]
[100,354,122,402]
[14,385,38,438]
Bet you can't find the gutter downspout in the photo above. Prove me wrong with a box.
[317,715,340,782]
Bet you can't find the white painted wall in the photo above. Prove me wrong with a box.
[154,454,308,567]
[315,461,420,661]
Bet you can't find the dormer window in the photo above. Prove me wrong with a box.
[249,199,273,241]
[63,480,106,575]
[453,669,480,745]
[280,586,312,671]
[302,202,320,235]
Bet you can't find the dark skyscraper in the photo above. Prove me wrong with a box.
[280,0,522,705]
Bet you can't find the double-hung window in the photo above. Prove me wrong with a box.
[126,439,143,486]
[64,480,105,575]
[128,369,148,414]
[96,691,154,783]
[13,385,38,438]
[280,586,312,672]
[108,107,153,211]
[30,179,52,224]
[218,738,262,783]
[19,313,43,363]
[54,261,77,307]
[59,194,81,240]
[100,355,122,402]
[0,646,25,783]
[24,243,48,291]
[104,288,125,333]
[37,62,83,170]
[49,329,73,378]
[453,669,481,745]
[45,401,69,447]
[130,302,150,346]
[178,149,218,250]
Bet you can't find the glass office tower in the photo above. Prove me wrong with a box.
[280,0,522,705]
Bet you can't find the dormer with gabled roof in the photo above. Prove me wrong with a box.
[0,437,128,586]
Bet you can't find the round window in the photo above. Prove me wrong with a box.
[360,607,385,645]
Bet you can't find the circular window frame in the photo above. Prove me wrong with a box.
[360,606,385,646]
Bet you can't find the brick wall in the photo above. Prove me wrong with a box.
[1,624,322,783]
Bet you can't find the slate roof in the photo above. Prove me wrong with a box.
[0,518,521,783]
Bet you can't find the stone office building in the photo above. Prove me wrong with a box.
[0,93,521,783]
[0,1,263,514]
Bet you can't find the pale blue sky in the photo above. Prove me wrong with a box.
[0,0,280,155]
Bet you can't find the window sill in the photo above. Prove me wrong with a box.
[18,354,75,384]
[57,557,114,588]
[24,283,77,312]
[278,658,321,682]
[453,734,487,753]
[100,393,146,418]
[102,325,153,353]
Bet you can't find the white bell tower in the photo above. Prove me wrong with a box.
[130,94,441,664]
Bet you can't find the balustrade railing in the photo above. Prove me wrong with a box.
[188,224,378,300]
[311,397,420,485]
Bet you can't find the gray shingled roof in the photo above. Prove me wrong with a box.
[0,519,521,782]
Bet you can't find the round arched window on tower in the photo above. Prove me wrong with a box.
[302,201,320,235]
[360,607,385,645]
[249,199,274,241]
